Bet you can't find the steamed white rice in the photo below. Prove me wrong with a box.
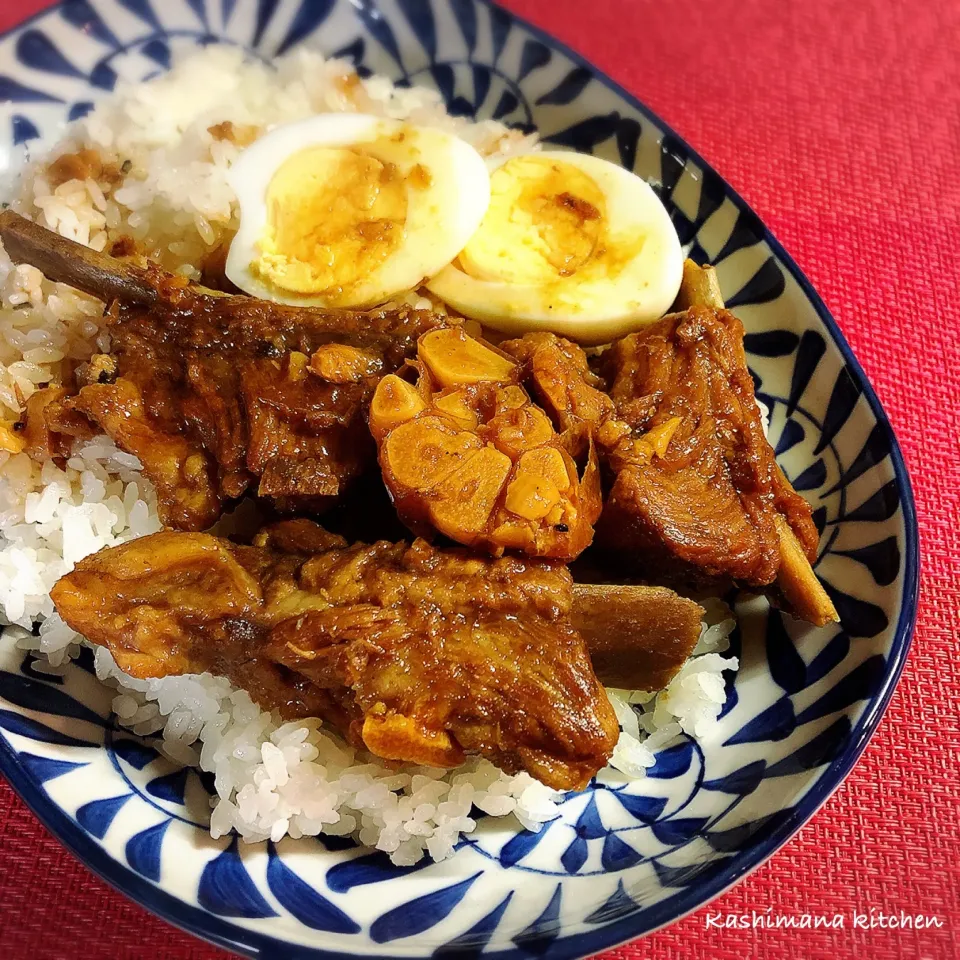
[0,47,738,865]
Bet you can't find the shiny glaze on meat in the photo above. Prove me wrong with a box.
[597,306,819,586]
[0,211,441,530]
[51,520,619,790]
[505,313,821,591]
[67,268,440,529]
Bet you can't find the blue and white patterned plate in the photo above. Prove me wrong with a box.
[0,1,919,957]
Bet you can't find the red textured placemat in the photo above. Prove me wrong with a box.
[0,1,957,958]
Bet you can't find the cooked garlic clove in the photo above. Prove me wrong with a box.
[310,343,378,383]
[383,416,482,490]
[433,389,479,429]
[419,327,516,387]
[504,469,562,521]
[516,446,571,492]
[496,385,528,410]
[643,416,682,457]
[370,374,427,435]
[487,405,554,457]
[429,445,512,541]
[286,350,309,381]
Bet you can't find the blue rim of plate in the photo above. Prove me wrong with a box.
[0,1,920,957]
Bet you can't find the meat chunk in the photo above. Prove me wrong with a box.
[0,211,441,529]
[71,378,223,529]
[597,261,836,625]
[502,331,618,456]
[369,326,601,559]
[51,521,619,790]
[597,304,815,585]
[21,386,74,460]
[503,265,836,625]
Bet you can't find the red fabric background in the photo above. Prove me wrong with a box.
[0,0,957,957]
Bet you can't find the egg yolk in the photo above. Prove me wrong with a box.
[253,145,408,301]
[458,156,606,284]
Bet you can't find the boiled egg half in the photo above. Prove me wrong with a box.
[225,114,491,308]
[426,151,683,345]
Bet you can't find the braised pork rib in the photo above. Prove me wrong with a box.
[504,263,838,625]
[0,211,439,530]
[51,520,620,790]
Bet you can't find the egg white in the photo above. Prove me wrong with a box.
[426,151,684,345]
[225,114,491,308]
